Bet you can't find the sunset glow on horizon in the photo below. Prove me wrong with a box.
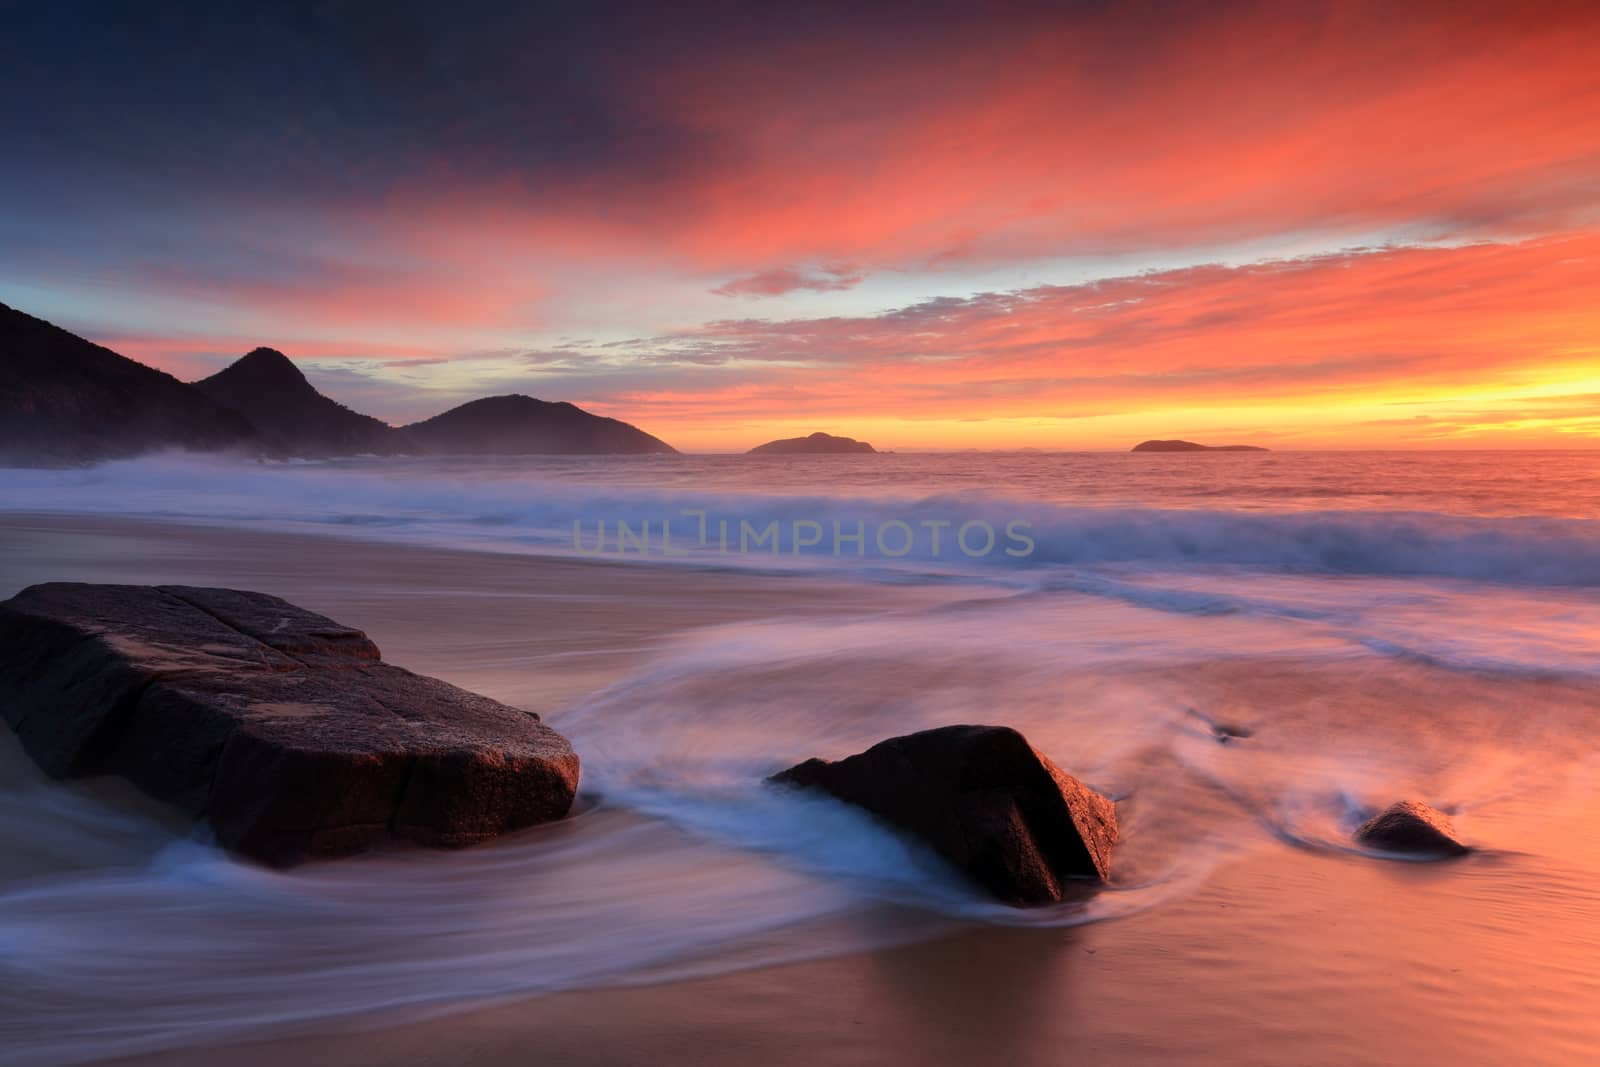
[4,1,1598,450]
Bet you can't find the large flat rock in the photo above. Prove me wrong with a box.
[769,724,1117,905]
[0,582,579,865]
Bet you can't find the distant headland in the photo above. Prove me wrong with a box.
[747,431,876,455]
[1132,439,1269,452]
[0,300,677,464]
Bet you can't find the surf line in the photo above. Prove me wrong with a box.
[572,509,1035,559]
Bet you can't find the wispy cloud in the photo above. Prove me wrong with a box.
[712,264,864,297]
[256,233,1600,448]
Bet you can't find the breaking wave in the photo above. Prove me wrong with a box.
[4,454,1600,586]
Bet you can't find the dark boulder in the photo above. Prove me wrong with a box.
[1355,800,1468,856]
[0,582,579,865]
[769,724,1116,905]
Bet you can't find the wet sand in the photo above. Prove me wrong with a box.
[93,829,1600,1067]
[88,787,1600,1067]
[0,512,976,711]
[4,514,1600,1067]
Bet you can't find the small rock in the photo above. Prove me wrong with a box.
[1184,706,1252,744]
[1355,800,1468,856]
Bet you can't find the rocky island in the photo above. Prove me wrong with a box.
[1132,439,1269,452]
[748,431,876,455]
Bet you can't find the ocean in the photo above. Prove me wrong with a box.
[2,450,1599,1065]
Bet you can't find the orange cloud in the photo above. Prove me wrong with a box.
[589,233,1600,449]
[85,233,1600,450]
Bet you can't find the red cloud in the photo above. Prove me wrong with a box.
[298,0,1600,355]
[712,264,864,297]
[387,1,1598,275]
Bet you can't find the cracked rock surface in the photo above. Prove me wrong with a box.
[0,582,579,865]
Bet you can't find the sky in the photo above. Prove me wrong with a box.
[2,0,1598,451]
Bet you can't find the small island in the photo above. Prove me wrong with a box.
[1131,439,1269,452]
[747,431,876,455]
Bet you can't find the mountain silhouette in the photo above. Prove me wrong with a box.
[0,301,257,464]
[404,395,677,455]
[194,348,409,457]
[1,302,680,462]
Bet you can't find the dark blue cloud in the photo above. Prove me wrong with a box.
[0,0,1125,207]
[0,1,757,212]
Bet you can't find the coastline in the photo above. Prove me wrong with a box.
[4,513,1600,1067]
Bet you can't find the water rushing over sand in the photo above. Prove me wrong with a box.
[2,452,1600,1065]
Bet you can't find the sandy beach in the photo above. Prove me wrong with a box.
[3,512,1599,1067]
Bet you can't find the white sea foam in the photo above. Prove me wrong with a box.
[4,454,1600,586]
